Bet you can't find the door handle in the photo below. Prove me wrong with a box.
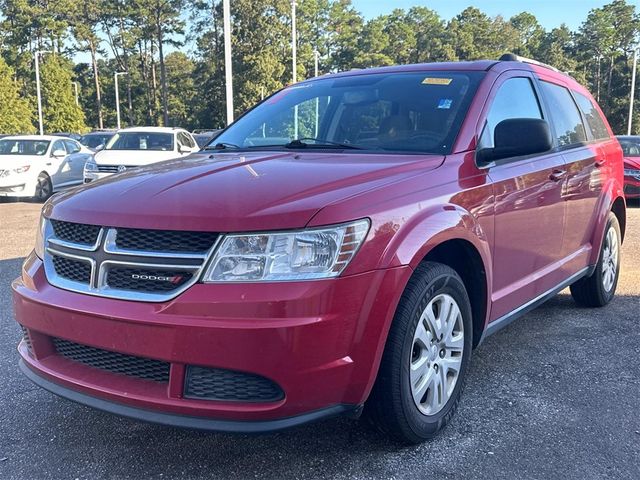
[46,162,52,166]
[549,169,566,182]
[594,159,605,168]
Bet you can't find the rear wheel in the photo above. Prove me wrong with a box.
[570,212,621,307]
[364,262,473,444]
[33,173,52,202]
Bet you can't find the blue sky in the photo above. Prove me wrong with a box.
[350,0,615,30]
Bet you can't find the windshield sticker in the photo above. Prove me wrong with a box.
[423,77,453,85]
[437,99,453,109]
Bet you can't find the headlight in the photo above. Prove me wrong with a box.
[0,166,29,176]
[84,159,98,173]
[202,219,370,282]
[34,214,47,259]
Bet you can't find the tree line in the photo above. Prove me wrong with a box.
[0,0,638,135]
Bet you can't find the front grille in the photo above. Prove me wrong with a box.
[53,338,170,383]
[97,165,132,173]
[107,268,193,292]
[50,220,101,245]
[115,228,218,254]
[184,366,284,403]
[52,255,92,283]
[45,220,216,301]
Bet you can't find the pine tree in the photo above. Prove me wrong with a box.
[0,57,35,134]
[39,56,87,133]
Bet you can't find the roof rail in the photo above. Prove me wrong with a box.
[499,53,560,73]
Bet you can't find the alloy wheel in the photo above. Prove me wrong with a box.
[410,293,464,416]
[601,226,619,293]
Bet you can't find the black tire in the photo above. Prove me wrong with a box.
[33,173,52,202]
[570,212,621,307]
[364,261,473,444]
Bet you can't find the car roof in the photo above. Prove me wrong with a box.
[1,135,65,142]
[117,127,185,134]
[299,56,580,91]
[616,135,640,140]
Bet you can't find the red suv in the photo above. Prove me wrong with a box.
[13,55,625,443]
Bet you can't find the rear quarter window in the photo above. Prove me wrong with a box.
[540,81,587,148]
[573,92,610,140]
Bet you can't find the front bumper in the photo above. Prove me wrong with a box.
[14,252,410,431]
[83,171,113,183]
[0,183,30,197]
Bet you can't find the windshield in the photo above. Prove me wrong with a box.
[81,134,113,149]
[0,139,50,156]
[212,71,484,154]
[620,138,640,157]
[106,132,174,151]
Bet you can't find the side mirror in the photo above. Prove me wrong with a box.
[477,118,553,165]
[178,145,191,154]
[51,148,66,158]
[95,144,105,152]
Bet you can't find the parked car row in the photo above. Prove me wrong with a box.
[0,126,210,200]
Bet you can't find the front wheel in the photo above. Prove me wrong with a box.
[364,262,473,444]
[570,212,621,307]
[33,173,52,202]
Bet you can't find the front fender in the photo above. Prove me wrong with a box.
[381,204,492,275]
[589,178,625,265]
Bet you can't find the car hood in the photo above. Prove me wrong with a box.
[623,156,640,170]
[94,149,180,166]
[47,151,444,231]
[0,154,40,166]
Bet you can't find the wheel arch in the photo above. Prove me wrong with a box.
[382,206,493,348]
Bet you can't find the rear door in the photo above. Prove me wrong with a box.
[63,139,90,185]
[480,73,567,321]
[556,89,610,274]
[47,139,71,188]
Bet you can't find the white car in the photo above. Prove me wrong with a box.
[0,135,93,201]
[83,127,199,182]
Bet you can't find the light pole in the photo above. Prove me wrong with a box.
[628,49,638,136]
[71,81,79,106]
[291,0,297,84]
[314,49,319,136]
[114,72,127,129]
[34,50,51,136]
[314,49,319,77]
[223,0,234,125]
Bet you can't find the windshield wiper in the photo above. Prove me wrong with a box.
[284,138,365,150]
[203,142,240,151]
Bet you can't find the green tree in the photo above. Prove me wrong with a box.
[165,52,197,128]
[510,12,545,57]
[0,57,34,134]
[40,56,87,133]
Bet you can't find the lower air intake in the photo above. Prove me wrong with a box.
[184,365,284,403]
[53,338,170,383]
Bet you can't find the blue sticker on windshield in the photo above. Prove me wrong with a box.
[437,99,453,109]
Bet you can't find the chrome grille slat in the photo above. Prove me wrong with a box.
[43,220,220,302]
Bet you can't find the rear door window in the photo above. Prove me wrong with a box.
[480,77,542,149]
[573,92,610,140]
[64,140,80,153]
[540,81,587,148]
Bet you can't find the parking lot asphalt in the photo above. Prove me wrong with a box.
[0,199,639,480]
